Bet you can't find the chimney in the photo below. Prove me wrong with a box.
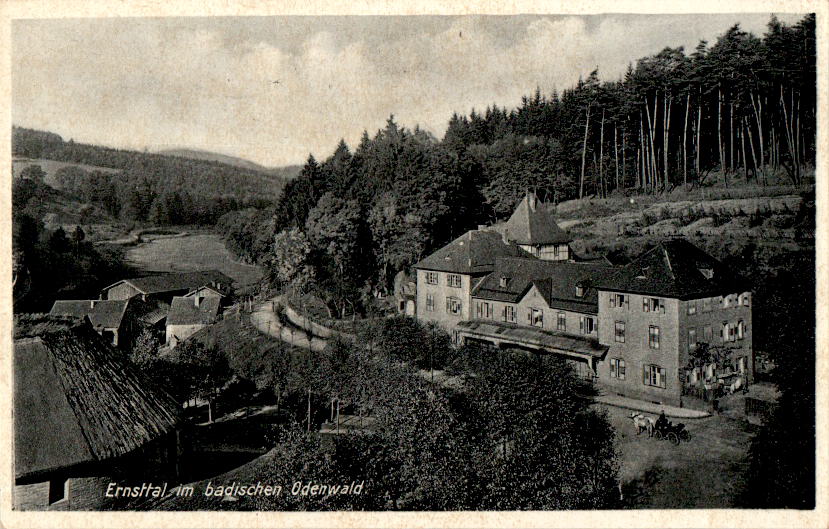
[502,228,510,245]
[90,300,98,309]
[194,296,202,308]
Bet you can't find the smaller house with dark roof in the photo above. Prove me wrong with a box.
[166,295,222,346]
[49,299,137,348]
[100,270,233,304]
[13,315,182,511]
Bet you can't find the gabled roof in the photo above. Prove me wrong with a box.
[472,257,616,314]
[167,296,221,326]
[501,193,572,246]
[102,270,233,297]
[184,285,225,298]
[593,238,751,299]
[49,299,129,330]
[13,315,180,481]
[413,230,531,274]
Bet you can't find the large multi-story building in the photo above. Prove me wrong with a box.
[413,193,754,409]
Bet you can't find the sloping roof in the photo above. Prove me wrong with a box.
[457,320,608,359]
[167,295,221,326]
[102,270,233,296]
[184,285,225,298]
[413,230,532,274]
[13,315,180,481]
[49,299,129,329]
[501,193,572,245]
[472,257,616,314]
[593,238,752,299]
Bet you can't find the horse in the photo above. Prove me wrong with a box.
[629,412,655,437]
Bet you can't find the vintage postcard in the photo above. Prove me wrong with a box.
[1,0,826,527]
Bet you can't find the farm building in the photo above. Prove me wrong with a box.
[100,270,233,304]
[48,298,137,348]
[13,315,182,511]
[166,295,222,347]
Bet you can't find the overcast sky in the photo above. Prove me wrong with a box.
[12,13,806,167]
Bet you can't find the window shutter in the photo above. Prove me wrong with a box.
[610,295,616,308]
[643,365,648,385]
[527,310,532,324]
[659,367,666,388]
[579,317,584,332]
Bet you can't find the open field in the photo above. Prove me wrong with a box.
[12,157,120,187]
[125,232,263,291]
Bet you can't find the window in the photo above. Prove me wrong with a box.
[648,325,660,349]
[643,364,667,388]
[703,324,713,343]
[557,312,566,331]
[580,316,595,335]
[554,245,561,258]
[688,328,697,351]
[723,295,732,308]
[426,294,435,312]
[48,478,69,505]
[499,276,509,288]
[529,308,543,328]
[702,298,712,313]
[737,320,746,340]
[687,300,697,315]
[741,293,750,307]
[614,321,626,343]
[504,305,517,323]
[425,271,439,285]
[643,297,665,313]
[610,358,626,380]
[476,301,493,319]
[610,294,629,309]
[447,274,462,288]
[446,297,462,315]
[575,285,585,298]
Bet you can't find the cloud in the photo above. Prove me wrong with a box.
[12,13,805,166]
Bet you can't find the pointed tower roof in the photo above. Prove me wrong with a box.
[503,193,572,245]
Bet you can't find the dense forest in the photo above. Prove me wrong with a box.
[12,127,295,225]
[219,15,815,310]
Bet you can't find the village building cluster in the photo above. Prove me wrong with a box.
[48,269,232,348]
[410,193,754,409]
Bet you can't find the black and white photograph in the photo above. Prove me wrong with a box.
[3,1,826,526]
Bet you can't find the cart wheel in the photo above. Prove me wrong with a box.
[654,430,663,440]
[668,432,680,445]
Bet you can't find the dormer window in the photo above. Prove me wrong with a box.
[575,285,585,298]
[499,276,509,288]
[699,268,714,279]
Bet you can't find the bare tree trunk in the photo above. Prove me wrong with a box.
[614,123,619,192]
[696,86,702,179]
[664,95,672,189]
[739,120,748,180]
[780,85,799,185]
[718,85,724,178]
[579,104,591,199]
[599,109,605,198]
[729,101,735,177]
[683,92,689,187]
[639,116,645,189]
[645,97,658,192]
[622,129,627,188]
[746,116,761,184]
[749,92,765,175]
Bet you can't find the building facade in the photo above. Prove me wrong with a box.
[413,193,754,409]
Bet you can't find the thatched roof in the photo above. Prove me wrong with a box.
[14,315,181,481]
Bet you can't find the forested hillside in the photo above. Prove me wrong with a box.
[13,127,293,225]
[218,15,815,317]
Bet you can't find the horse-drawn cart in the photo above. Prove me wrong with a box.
[653,420,691,445]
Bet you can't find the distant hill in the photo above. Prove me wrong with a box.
[159,148,300,179]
